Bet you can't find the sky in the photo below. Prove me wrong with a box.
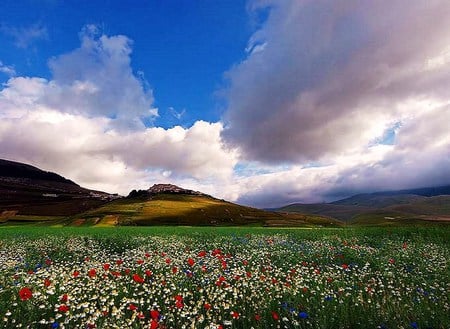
[1,0,449,208]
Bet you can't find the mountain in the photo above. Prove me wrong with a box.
[277,185,450,225]
[0,159,118,222]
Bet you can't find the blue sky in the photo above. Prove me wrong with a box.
[1,0,449,207]
[0,0,251,127]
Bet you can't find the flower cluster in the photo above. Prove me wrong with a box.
[0,230,448,328]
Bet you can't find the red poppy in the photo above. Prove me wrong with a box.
[19,287,32,301]
[172,267,178,274]
[44,278,51,287]
[204,303,211,310]
[129,303,138,311]
[165,258,171,264]
[187,258,195,267]
[254,314,261,321]
[272,311,279,320]
[88,269,97,278]
[174,295,184,308]
[116,259,123,265]
[73,270,80,278]
[246,271,252,278]
[231,311,239,319]
[342,264,349,269]
[45,259,52,266]
[145,253,151,258]
[137,259,144,265]
[103,263,110,271]
[150,319,159,329]
[198,250,207,257]
[133,273,145,283]
[61,294,68,303]
[58,304,69,313]
[389,258,395,264]
[145,270,152,277]
[150,309,160,320]
[242,260,248,266]
[137,312,145,319]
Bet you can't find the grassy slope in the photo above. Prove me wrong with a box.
[63,193,340,227]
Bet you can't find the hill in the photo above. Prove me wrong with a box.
[66,184,340,227]
[277,185,450,225]
[0,159,118,223]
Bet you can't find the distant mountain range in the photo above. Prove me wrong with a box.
[0,159,335,227]
[276,186,450,225]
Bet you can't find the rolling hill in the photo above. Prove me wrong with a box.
[277,186,450,225]
[65,183,339,227]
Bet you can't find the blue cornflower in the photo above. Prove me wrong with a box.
[52,322,59,328]
[298,312,308,319]
[325,296,333,301]
[410,322,418,329]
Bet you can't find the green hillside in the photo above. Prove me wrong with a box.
[62,193,341,227]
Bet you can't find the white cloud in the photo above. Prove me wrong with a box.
[1,23,48,48]
[0,26,237,197]
[0,61,15,77]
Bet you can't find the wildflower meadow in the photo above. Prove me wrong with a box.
[0,227,448,328]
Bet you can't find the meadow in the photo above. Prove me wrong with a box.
[0,226,448,328]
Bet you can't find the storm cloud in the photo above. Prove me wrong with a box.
[222,0,450,163]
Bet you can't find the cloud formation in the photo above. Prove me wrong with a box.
[0,26,237,197]
[1,23,48,48]
[0,61,15,77]
[222,0,450,164]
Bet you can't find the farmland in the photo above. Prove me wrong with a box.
[0,226,449,328]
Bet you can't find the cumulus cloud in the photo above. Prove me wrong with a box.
[0,26,237,197]
[222,0,450,163]
[0,107,237,195]
[235,103,450,208]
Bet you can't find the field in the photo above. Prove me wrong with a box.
[0,226,448,328]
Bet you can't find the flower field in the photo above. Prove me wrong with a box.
[0,227,449,328]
